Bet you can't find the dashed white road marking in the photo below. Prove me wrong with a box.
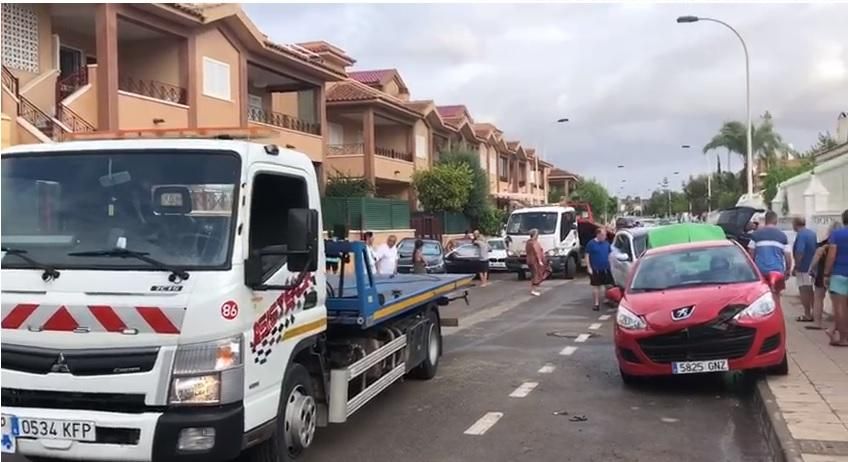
[559,346,578,356]
[599,314,611,321]
[509,382,539,398]
[588,323,602,330]
[661,417,680,423]
[538,363,556,373]
[464,412,504,435]
[575,333,590,343]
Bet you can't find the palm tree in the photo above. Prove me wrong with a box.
[702,112,787,177]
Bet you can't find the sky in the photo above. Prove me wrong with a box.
[244,2,848,197]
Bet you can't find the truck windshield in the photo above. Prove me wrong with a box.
[1,150,240,271]
[506,212,558,235]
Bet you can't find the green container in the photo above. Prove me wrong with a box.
[647,223,727,249]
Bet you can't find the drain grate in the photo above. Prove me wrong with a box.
[798,439,848,456]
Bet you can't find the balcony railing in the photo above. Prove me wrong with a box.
[119,76,187,104]
[328,143,365,156]
[57,104,95,133]
[20,96,58,140]
[247,107,320,135]
[2,65,19,97]
[57,67,88,102]
[375,146,413,162]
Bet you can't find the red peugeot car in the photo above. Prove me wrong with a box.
[609,240,787,384]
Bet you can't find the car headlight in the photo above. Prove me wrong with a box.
[734,292,776,320]
[507,250,515,257]
[169,335,244,405]
[616,304,647,330]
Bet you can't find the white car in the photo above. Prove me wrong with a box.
[488,238,508,271]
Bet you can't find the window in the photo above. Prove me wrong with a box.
[202,57,231,101]
[328,122,344,145]
[559,212,573,241]
[248,94,263,114]
[633,235,647,258]
[248,173,307,277]
[454,244,480,259]
[2,4,39,73]
[506,212,557,235]
[415,135,427,159]
[499,157,509,180]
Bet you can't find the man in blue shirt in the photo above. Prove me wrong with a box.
[748,211,792,286]
[793,217,818,322]
[585,227,612,311]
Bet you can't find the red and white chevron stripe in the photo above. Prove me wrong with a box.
[1,304,185,334]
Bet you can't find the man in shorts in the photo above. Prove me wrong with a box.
[792,217,817,322]
[585,227,613,311]
[748,211,791,294]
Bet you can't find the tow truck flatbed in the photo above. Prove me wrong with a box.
[325,241,473,328]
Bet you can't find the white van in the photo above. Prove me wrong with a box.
[504,206,589,279]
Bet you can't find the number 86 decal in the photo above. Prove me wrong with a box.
[221,300,239,320]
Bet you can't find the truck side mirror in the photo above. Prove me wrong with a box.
[244,252,265,288]
[287,208,319,272]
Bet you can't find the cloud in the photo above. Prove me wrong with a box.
[244,3,848,196]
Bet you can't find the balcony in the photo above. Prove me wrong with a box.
[375,146,413,162]
[328,143,365,156]
[119,76,187,105]
[248,107,320,135]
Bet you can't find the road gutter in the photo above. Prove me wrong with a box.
[754,378,805,462]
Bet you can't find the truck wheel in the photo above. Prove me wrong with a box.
[246,363,316,462]
[564,256,577,280]
[410,310,441,380]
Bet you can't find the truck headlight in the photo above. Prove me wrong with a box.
[616,304,647,330]
[734,292,776,320]
[169,335,243,405]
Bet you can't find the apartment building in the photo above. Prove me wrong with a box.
[1,3,346,178]
[548,168,581,202]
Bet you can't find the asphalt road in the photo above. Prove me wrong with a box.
[7,273,771,462]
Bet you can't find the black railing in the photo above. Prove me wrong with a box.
[56,67,89,102]
[57,104,95,133]
[327,143,365,156]
[375,146,413,162]
[2,65,19,97]
[119,76,187,104]
[19,96,58,140]
[247,107,321,135]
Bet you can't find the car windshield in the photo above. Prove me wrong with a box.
[398,240,442,256]
[1,151,240,270]
[452,244,481,258]
[506,212,557,235]
[488,239,506,250]
[630,245,758,292]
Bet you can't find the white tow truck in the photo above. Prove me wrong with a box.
[0,131,472,461]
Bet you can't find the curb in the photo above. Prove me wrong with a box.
[754,378,805,462]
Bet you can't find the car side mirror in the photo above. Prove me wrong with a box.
[615,253,630,262]
[607,287,623,303]
[287,208,319,272]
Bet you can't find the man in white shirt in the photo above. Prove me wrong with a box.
[374,235,399,276]
[363,231,377,275]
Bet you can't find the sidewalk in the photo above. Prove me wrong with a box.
[761,282,848,462]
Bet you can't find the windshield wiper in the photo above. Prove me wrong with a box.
[67,248,189,282]
[1,247,61,281]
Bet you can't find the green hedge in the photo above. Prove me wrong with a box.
[322,197,410,231]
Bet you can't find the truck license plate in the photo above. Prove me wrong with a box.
[671,359,729,374]
[1,414,96,450]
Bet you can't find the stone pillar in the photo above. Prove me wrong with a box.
[363,108,376,192]
[95,4,118,131]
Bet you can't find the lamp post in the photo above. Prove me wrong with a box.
[541,118,569,203]
[677,15,753,197]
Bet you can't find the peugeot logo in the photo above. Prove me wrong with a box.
[671,306,695,321]
[50,353,71,374]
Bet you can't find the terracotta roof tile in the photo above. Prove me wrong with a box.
[348,69,397,85]
[507,141,520,150]
[436,105,468,119]
[326,81,376,102]
[549,168,580,178]
[166,3,206,18]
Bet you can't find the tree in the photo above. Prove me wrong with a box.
[437,149,489,222]
[569,179,611,221]
[762,155,815,206]
[548,184,566,203]
[412,163,474,213]
[477,207,506,236]
[325,169,374,197]
[804,132,839,156]
[702,111,788,176]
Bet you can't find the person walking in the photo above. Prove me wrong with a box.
[808,221,843,331]
[412,239,427,275]
[473,230,490,288]
[525,228,548,296]
[793,217,818,322]
[585,227,613,311]
[374,235,399,276]
[824,210,848,346]
[748,211,792,293]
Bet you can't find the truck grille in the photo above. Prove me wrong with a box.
[1,388,155,414]
[637,305,756,364]
[2,345,158,376]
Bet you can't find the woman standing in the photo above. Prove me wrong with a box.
[808,221,842,331]
[412,239,427,274]
[825,210,848,346]
[525,228,549,296]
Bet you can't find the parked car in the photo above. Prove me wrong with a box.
[488,238,508,271]
[396,238,446,274]
[609,223,727,288]
[444,244,486,274]
[608,240,787,384]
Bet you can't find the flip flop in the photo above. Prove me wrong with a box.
[805,325,825,330]
[796,316,814,322]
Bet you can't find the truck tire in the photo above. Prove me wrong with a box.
[246,363,316,462]
[564,256,577,280]
[410,310,441,380]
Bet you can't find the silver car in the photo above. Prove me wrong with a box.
[608,227,649,288]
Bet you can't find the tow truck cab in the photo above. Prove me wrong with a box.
[1,137,470,462]
[504,206,582,279]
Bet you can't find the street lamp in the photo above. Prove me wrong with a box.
[677,15,753,197]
